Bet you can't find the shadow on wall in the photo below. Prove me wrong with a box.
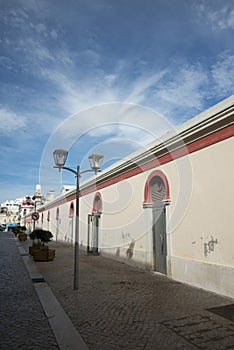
[115,239,135,259]
[126,239,135,259]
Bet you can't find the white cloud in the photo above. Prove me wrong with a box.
[195,4,234,31]
[39,102,175,198]
[29,52,212,133]
[30,22,47,35]
[87,124,116,137]
[124,71,166,106]
[42,103,173,165]
[208,8,234,30]
[104,74,118,86]
[38,58,169,123]
[39,67,119,115]
[29,22,59,41]
[4,8,29,28]
[0,109,26,133]
[211,53,234,94]
[17,38,54,63]
[50,29,58,40]
[227,10,234,29]
[0,56,19,72]
[86,123,155,146]
[154,65,208,111]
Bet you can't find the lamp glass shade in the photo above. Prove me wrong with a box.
[53,149,68,167]
[88,153,104,172]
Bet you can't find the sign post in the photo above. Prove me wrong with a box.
[31,212,39,221]
[31,212,39,230]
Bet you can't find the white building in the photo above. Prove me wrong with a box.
[23,95,234,299]
[0,198,23,225]
[60,185,75,195]
[0,199,21,213]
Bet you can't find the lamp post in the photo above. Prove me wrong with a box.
[53,149,104,290]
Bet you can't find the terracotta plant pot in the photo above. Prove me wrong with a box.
[18,234,27,241]
[29,245,43,256]
[33,249,55,262]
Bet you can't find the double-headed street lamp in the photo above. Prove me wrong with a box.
[53,149,104,291]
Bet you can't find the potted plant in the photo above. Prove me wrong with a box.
[29,229,55,261]
[16,225,27,241]
[29,229,42,255]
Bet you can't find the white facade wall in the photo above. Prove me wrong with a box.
[169,137,234,298]
[27,95,234,299]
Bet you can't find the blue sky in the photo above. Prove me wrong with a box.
[0,0,234,202]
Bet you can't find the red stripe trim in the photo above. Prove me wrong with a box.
[187,123,234,153]
[84,123,234,195]
[38,123,234,212]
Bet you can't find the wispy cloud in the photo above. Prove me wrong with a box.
[0,56,19,72]
[2,8,29,28]
[208,7,234,31]
[212,52,234,95]
[195,3,234,31]
[0,0,234,202]
[153,64,208,114]
[124,71,167,106]
[0,109,26,133]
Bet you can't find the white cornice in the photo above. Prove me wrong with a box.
[80,94,234,187]
[38,94,234,211]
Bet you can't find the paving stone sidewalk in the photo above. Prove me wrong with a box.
[22,240,234,350]
[0,231,59,350]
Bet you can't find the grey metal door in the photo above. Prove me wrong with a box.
[87,213,100,255]
[87,214,93,254]
[92,213,100,255]
[152,206,167,274]
[152,179,167,274]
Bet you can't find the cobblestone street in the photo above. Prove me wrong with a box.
[0,232,58,349]
[1,232,234,349]
[26,240,234,350]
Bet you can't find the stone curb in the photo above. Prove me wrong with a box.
[15,239,88,350]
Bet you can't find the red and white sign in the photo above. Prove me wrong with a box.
[31,212,39,221]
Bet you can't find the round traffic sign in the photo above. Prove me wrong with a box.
[32,212,39,221]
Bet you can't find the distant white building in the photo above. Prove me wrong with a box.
[0,199,21,213]
[0,198,22,225]
[20,195,35,219]
[45,190,55,203]
[0,184,51,228]
[60,185,75,195]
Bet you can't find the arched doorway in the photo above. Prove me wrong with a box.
[69,202,74,243]
[56,207,59,241]
[47,211,50,231]
[88,192,102,255]
[152,177,167,274]
[41,213,44,228]
[143,170,170,274]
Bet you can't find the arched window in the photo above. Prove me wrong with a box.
[143,170,170,205]
[69,202,74,217]
[47,211,50,221]
[56,207,60,220]
[92,192,102,213]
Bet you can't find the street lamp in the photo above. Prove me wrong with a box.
[53,149,104,290]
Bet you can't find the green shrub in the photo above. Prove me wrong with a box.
[29,229,53,249]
